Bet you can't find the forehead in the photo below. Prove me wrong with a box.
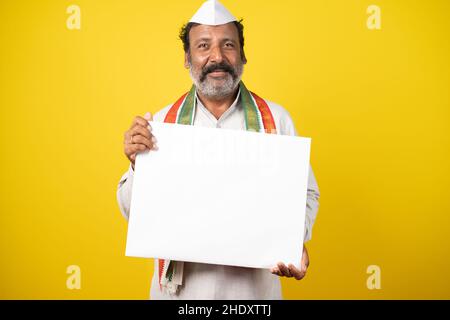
[189,22,239,42]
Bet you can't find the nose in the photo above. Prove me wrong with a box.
[209,45,224,64]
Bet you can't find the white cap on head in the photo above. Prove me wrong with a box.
[189,0,237,26]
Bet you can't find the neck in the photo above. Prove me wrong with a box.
[197,87,239,120]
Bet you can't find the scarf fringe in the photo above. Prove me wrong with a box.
[160,260,184,295]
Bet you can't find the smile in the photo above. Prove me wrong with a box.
[208,70,229,77]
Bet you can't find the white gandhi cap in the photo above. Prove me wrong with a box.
[189,0,237,26]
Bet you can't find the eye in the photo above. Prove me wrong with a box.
[225,42,235,48]
[198,43,208,49]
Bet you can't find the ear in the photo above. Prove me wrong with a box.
[241,50,247,65]
[184,52,190,69]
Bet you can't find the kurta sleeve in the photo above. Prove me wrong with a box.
[303,166,320,242]
[116,164,135,221]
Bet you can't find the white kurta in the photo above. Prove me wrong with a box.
[117,90,320,300]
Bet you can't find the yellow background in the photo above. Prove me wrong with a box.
[1,0,449,299]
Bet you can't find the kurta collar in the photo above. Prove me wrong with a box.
[195,88,241,124]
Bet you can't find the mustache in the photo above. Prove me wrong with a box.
[200,62,236,82]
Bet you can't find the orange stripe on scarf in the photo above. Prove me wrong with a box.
[250,91,277,134]
[164,92,188,123]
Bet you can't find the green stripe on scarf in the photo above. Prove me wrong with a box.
[177,85,197,125]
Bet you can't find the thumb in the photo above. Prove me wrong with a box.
[144,112,153,121]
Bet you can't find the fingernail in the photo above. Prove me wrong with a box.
[144,112,151,120]
[151,136,157,143]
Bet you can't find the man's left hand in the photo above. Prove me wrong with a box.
[270,244,309,280]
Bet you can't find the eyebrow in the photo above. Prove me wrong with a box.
[194,37,212,44]
[193,37,237,44]
[222,38,237,43]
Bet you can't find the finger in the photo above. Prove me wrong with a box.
[126,143,148,159]
[124,128,146,145]
[143,112,153,121]
[277,262,292,277]
[132,121,153,132]
[124,131,147,147]
[130,116,149,129]
[130,135,153,150]
[129,120,153,138]
[126,134,158,154]
[127,142,153,163]
[129,125,152,141]
[288,263,305,280]
[270,267,282,277]
[151,136,158,150]
[131,143,149,153]
[125,144,141,160]
[130,124,152,137]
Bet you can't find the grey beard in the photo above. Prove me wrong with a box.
[189,64,243,100]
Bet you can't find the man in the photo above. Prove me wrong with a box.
[117,0,320,299]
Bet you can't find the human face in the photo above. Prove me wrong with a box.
[185,22,245,99]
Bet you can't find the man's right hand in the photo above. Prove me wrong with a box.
[123,112,158,170]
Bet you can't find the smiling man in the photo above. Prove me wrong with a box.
[117,0,320,299]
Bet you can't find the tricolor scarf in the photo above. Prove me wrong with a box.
[159,81,277,295]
